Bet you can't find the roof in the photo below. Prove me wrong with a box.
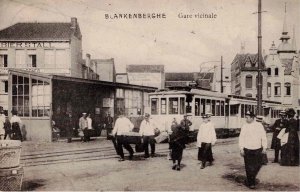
[165,72,213,81]
[8,69,156,92]
[0,22,81,40]
[231,53,266,70]
[277,41,295,52]
[126,65,164,73]
[91,58,114,64]
[280,58,294,75]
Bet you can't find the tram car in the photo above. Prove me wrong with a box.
[147,88,283,138]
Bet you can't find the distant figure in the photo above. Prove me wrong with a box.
[239,111,267,189]
[112,110,134,161]
[87,113,93,141]
[104,112,114,139]
[270,111,287,163]
[197,112,216,169]
[279,108,299,166]
[79,113,88,142]
[64,112,74,143]
[139,113,157,158]
[180,114,192,132]
[4,116,11,140]
[0,109,5,140]
[169,123,188,171]
[10,110,23,141]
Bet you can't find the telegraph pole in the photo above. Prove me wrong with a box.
[221,56,223,93]
[257,0,263,115]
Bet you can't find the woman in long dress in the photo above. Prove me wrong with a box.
[280,108,299,166]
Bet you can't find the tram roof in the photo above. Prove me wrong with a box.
[149,88,228,98]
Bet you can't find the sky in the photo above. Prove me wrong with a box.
[0,0,299,73]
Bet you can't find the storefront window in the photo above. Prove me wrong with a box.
[31,79,50,117]
[12,75,30,117]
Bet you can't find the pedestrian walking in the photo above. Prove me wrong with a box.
[139,113,157,158]
[0,109,5,140]
[279,108,299,166]
[112,111,134,161]
[239,111,267,189]
[104,112,114,139]
[10,110,23,141]
[79,113,88,142]
[64,112,74,143]
[270,111,287,163]
[4,116,11,140]
[169,123,188,171]
[197,112,217,169]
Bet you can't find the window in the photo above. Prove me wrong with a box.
[275,68,279,76]
[206,99,211,113]
[169,98,179,114]
[161,98,166,114]
[15,50,26,68]
[31,79,50,117]
[245,75,252,88]
[285,83,291,96]
[28,55,36,67]
[12,75,30,117]
[0,54,8,67]
[267,82,271,97]
[216,100,220,116]
[4,81,8,93]
[267,68,271,76]
[195,98,200,116]
[241,104,245,118]
[116,88,124,98]
[201,99,206,115]
[274,83,281,96]
[245,93,252,97]
[212,100,216,116]
[180,97,185,114]
[124,90,142,116]
[221,101,225,116]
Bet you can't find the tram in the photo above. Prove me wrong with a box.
[147,88,283,137]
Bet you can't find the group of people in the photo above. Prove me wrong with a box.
[0,109,23,141]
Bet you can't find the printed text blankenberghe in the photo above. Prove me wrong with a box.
[105,13,166,19]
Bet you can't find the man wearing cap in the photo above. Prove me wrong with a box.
[79,113,88,142]
[239,111,267,189]
[180,114,192,133]
[139,113,157,158]
[104,112,114,140]
[197,112,217,169]
[112,111,134,161]
[270,111,287,163]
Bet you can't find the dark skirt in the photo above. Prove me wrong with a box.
[244,148,263,186]
[271,130,281,150]
[280,131,299,166]
[198,142,214,163]
[170,143,184,160]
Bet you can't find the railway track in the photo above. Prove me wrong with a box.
[21,138,239,167]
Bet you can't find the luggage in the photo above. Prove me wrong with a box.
[0,166,24,191]
[135,143,144,153]
[123,132,142,144]
[0,140,22,169]
[155,131,169,143]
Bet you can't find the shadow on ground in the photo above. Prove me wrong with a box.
[22,179,45,191]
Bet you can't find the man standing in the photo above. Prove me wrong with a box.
[112,111,134,161]
[0,109,5,140]
[180,114,192,132]
[139,113,157,158]
[64,112,74,143]
[79,113,88,142]
[104,112,114,139]
[197,112,216,169]
[270,111,287,163]
[239,111,267,189]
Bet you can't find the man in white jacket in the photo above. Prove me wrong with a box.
[197,112,217,169]
[139,113,157,158]
[112,111,134,161]
[239,111,267,189]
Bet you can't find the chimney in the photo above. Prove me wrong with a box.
[71,17,77,29]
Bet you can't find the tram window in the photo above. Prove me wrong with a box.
[241,104,245,118]
[195,98,200,116]
[180,97,185,114]
[206,99,211,113]
[169,98,179,114]
[151,98,159,115]
[216,101,220,116]
[212,100,216,116]
[161,98,166,114]
[230,105,239,115]
[221,101,225,116]
[201,99,205,115]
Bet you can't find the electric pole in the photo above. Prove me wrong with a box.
[221,56,223,93]
[257,0,263,115]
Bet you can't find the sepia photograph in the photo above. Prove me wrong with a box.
[0,0,299,191]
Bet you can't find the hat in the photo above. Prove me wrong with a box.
[256,115,264,122]
[245,111,255,118]
[82,112,87,115]
[286,108,296,117]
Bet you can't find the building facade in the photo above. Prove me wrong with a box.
[92,58,116,82]
[230,53,268,99]
[0,18,94,112]
[126,65,165,89]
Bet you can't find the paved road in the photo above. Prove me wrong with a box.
[21,134,300,191]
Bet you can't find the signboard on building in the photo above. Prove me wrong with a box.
[0,42,70,49]
[128,73,162,89]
